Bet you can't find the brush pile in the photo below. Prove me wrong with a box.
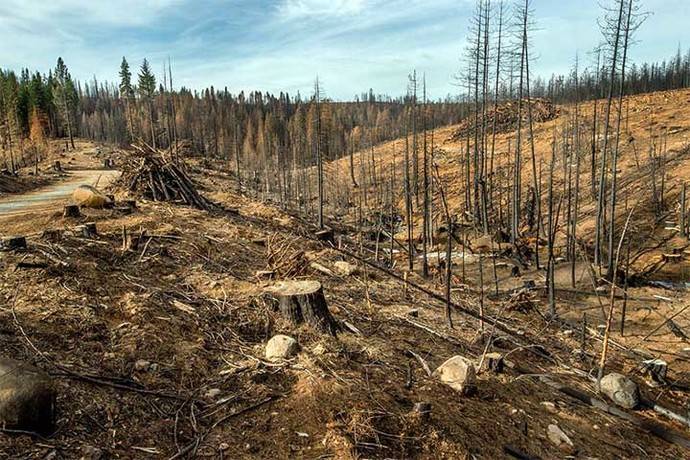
[450,98,558,141]
[119,144,216,211]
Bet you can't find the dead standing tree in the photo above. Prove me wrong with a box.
[593,0,626,272]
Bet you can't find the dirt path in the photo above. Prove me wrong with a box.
[0,169,120,218]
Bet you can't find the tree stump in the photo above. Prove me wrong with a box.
[41,229,63,242]
[63,205,81,218]
[125,199,137,210]
[264,280,339,335]
[75,222,98,238]
[0,357,56,435]
[52,161,62,172]
[0,236,27,251]
[315,228,335,245]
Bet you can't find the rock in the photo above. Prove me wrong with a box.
[434,356,476,395]
[547,424,574,450]
[205,388,222,399]
[0,357,56,434]
[540,401,557,413]
[265,335,299,361]
[600,373,640,409]
[410,402,432,423]
[72,185,112,209]
[134,359,151,372]
[333,261,358,276]
[80,445,104,460]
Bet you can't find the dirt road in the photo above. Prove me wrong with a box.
[0,169,120,218]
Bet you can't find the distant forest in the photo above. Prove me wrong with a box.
[0,46,689,173]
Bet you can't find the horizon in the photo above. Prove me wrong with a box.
[1,0,687,100]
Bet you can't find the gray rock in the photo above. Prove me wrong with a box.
[134,359,151,372]
[600,372,640,409]
[265,335,299,361]
[0,357,55,434]
[547,424,574,449]
[434,356,476,395]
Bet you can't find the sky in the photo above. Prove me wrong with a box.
[0,0,687,100]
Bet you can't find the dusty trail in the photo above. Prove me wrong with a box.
[0,169,120,219]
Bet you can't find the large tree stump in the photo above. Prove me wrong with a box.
[264,280,339,335]
[0,357,56,435]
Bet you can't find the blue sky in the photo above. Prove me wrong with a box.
[0,0,687,99]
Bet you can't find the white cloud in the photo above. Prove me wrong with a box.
[278,0,366,19]
[0,0,183,27]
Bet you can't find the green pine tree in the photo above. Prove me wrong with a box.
[138,59,157,148]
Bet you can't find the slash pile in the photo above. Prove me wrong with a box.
[119,144,217,211]
[450,98,559,141]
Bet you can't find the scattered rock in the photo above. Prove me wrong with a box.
[80,445,104,460]
[205,388,222,399]
[434,356,476,395]
[410,402,432,423]
[265,335,299,361]
[540,401,558,413]
[0,357,56,434]
[600,373,640,409]
[134,359,151,372]
[333,261,358,276]
[547,424,574,450]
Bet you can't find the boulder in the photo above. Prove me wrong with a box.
[0,358,56,434]
[333,261,358,276]
[265,335,299,361]
[434,356,476,395]
[72,185,112,209]
[600,372,640,409]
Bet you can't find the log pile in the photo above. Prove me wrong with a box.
[118,144,216,211]
[450,98,559,141]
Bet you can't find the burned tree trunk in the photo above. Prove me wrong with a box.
[265,281,339,335]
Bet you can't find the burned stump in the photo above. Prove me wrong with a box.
[315,228,335,245]
[63,205,81,218]
[264,280,339,335]
[75,222,98,239]
[0,236,27,252]
[0,358,56,435]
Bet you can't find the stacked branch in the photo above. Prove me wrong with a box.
[119,143,216,211]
